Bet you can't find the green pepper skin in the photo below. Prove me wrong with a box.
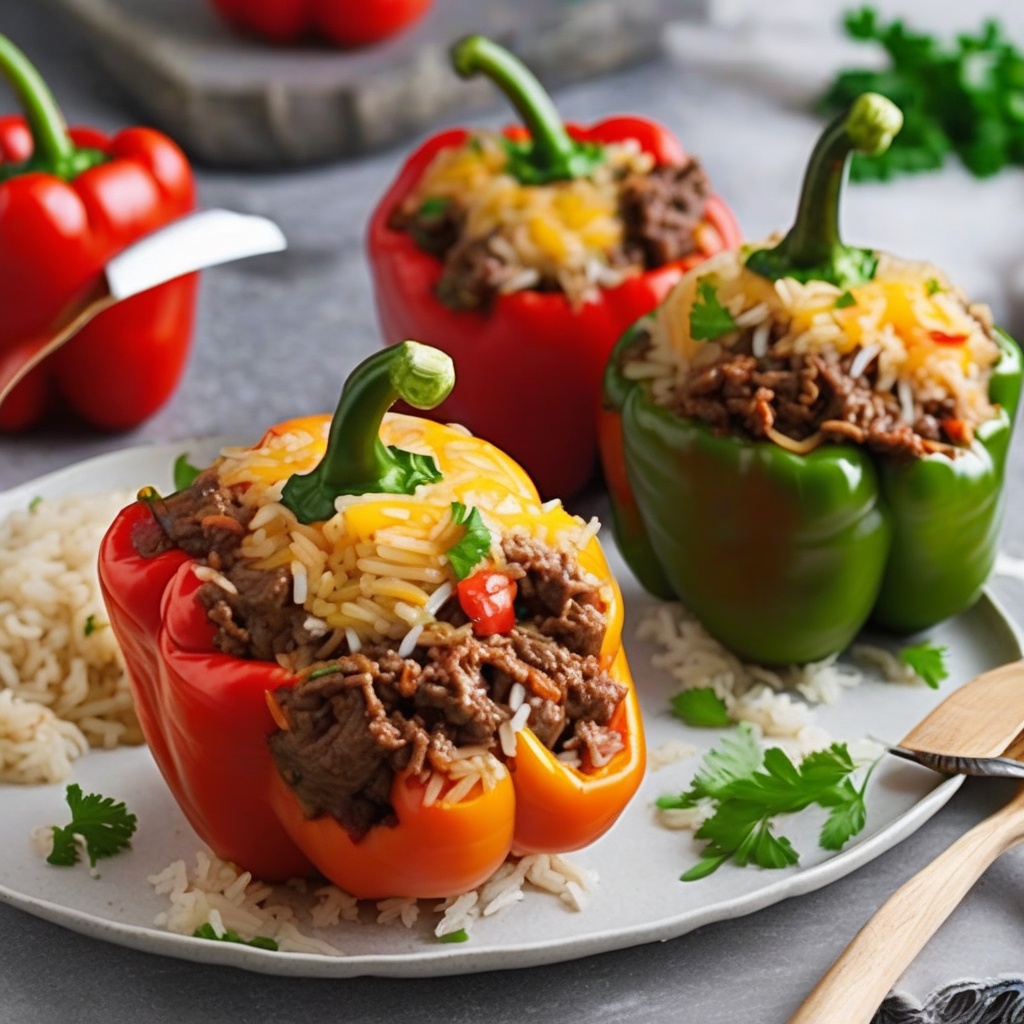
[872,329,1022,633]
[602,321,1023,664]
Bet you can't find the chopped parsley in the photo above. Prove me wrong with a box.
[925,277,943,296]
[689,278,738,341]
[438,928,470,943]
[445,502,492,580]
[418,196,450,219]
[670,688,732,728]
[46,784,138,869]
[173,453,202,492]
[83,614,106,637]
[834,291,857,309]
[900,641,949,689]
[27,495,43,513]
[193,923,279,950]
[658,725,873,881]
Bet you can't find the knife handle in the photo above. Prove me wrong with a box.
[787,785,1024,1024]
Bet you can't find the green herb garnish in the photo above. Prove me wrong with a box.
[834,291,857,309]
[173,453,202,492]
[689,278,738,341]
[438,928,470,943]
[658,725,873,881]
[670,688,732,728]
[46,784,138,869]
[819,8,1024,180]
[193,923,279,951]
[83,614,106,637]
[925,277,943,295]
[446,502,492,580]
[900,641,949,688]
[418,196,451,218]
[27,495,43,513]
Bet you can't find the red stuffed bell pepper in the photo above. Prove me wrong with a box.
[208,0,433,48]
[99,342,645,897]
[0,34,196,433]
[368,35,742,499]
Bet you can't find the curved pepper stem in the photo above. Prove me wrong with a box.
[745,93,903,288]
[281,342,455,524]
[0,34,106,182]
[450,34,604,185]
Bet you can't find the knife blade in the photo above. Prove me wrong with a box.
[0,209,287,409]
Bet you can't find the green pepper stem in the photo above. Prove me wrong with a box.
[281,342,455,524]
[450,35,602,183]
[0,33,105,182]
[746,93,903,288]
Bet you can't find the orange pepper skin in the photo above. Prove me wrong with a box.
[269,769,516,900]
[510,647,645,855]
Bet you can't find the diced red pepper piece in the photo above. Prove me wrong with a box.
[457,570,517,636]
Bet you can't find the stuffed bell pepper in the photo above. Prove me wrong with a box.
[601,93,1022,665]
[368,35,741,499]
[99,342,644,898]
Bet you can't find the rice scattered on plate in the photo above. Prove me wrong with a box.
[148,848,597,951]
[0,491,138,784]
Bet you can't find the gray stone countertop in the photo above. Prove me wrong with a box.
[4,1,1024,1021]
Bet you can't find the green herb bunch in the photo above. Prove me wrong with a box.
[819,6,1024,179]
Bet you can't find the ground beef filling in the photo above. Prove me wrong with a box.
[390,157,712,312]
[653,329,981,461]
[134,484,627,841]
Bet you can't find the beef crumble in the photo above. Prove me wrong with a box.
[660,330,975,461]
[134,477,628,841]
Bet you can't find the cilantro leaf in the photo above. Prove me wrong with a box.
[83,614,106,637]
[900,642,949,688]
[670,688,732,728]
[193,923,279,950]
[835,291,857,309]
[666,726,874,880]
[173,453,202,492]
[438,928,470,943]
[689,278,738,341]
[28,495,43,513]
[445,502,492,580]
[47,784,137,868]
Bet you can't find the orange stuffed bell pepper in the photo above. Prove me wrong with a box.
[99,342,644,898]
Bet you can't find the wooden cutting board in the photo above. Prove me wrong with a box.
[49,0,705,167]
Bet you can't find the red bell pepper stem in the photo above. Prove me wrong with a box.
[746,92,903,288]
[281,341,455,523]
[450,35,604,184]
[0,34,105,181]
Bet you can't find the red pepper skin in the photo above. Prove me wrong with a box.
[457,571,517,635]
[98,502,313,881]
[367,121,742,499]
[0,118,197,432]
[208,0,432,47]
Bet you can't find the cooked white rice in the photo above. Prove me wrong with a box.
[148,847,597,950]
[0,491,138,784]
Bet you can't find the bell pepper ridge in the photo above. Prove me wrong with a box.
[449,35,604,185]
[280,341,455,524]
[0,35,106,181]
[745,92,904,289]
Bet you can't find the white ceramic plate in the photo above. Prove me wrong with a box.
[0,440,1020,979]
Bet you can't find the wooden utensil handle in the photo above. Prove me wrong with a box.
[788,789,1024,1024]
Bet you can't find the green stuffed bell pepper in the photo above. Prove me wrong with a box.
[600,93,1022,665]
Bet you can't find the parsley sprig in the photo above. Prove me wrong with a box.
[46,784,138,869]
[900,641,949,689]
[445,502,493,579]
[658,726,874,881]
[689,278,738,341]
[819,7,1024,180]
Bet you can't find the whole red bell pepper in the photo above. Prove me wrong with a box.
[208,0,433,47]
[368,35,742,499]
[99,343,645,896]
[0,35,196,433]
